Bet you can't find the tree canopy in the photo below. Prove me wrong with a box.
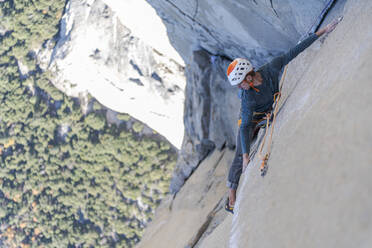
[0,1,177,247]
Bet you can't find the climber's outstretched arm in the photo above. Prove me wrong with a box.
[269,34,318,71]
[269,17,342,71]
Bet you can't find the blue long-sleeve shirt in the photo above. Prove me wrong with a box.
[240,33,319,154]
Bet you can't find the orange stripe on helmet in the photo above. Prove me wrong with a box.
[227,60,238,76]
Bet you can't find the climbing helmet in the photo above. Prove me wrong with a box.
[226,58,253,86]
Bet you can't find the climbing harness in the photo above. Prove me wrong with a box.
[258,65,288,176]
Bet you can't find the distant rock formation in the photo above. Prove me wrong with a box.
[43,0,186,148]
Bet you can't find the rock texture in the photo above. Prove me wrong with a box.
[169,51,239,192]
[136,0,372,247]
[137,148,235,248]
[45,0,186,148]
[230,1,372,247]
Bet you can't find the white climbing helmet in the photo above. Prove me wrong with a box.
[226,58,253,86]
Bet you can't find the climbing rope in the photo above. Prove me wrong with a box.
[258,65,288,174]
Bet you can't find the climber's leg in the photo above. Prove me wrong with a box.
[226,129,243,206]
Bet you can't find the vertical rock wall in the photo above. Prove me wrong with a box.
[231,1,372,247]
[146,0,334,193]
[137,1,372,247]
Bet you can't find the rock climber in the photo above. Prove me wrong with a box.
[225,18,342,214]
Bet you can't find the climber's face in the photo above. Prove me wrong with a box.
[238,73,254,90]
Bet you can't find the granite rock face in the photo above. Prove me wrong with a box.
[169,51,240,192]
[146,0,329,66]
[149,0,335,193]
[230,1,372,247]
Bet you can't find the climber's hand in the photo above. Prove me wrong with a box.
[242,153,250,173]
[316,16,342,36]
[325,16,342,33]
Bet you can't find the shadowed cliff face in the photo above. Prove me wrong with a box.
[137,0,372,247]
[146,0,329,66]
